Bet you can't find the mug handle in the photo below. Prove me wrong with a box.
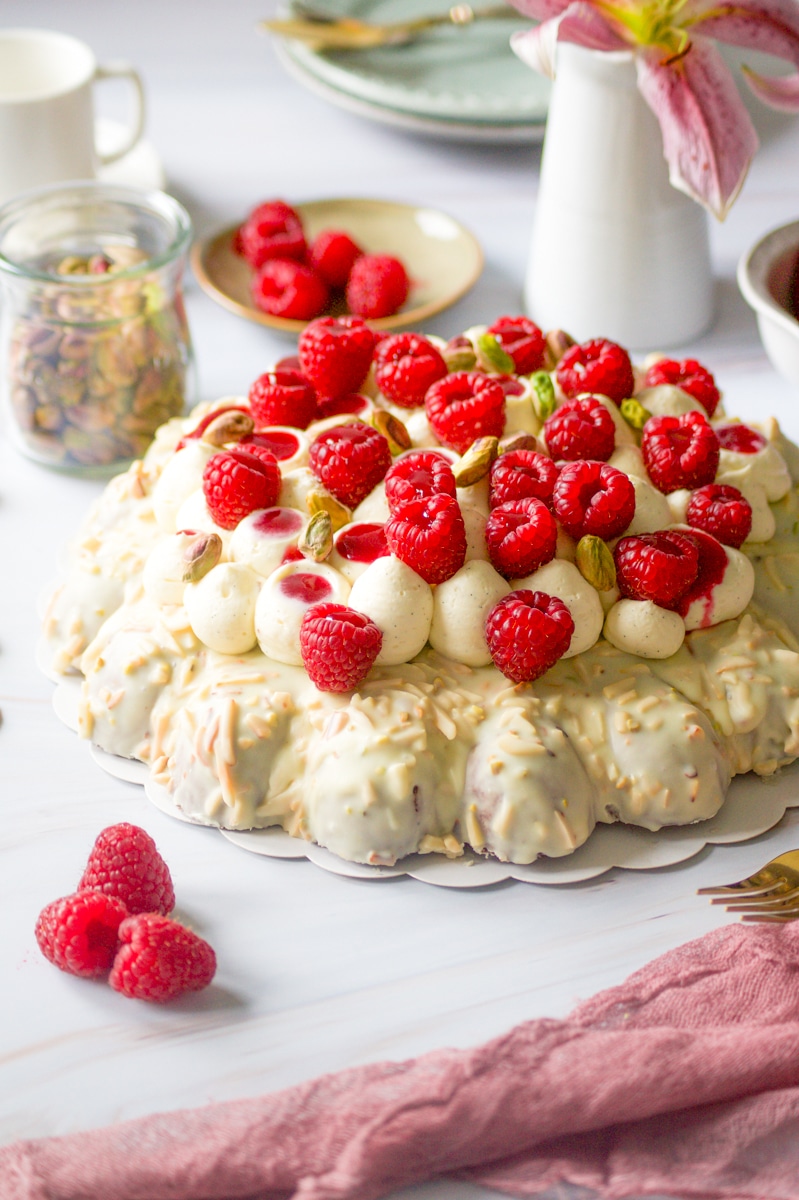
[93,62,147,166]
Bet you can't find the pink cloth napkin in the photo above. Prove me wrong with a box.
[5,920,799,1200]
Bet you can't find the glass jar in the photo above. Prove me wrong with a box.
[0,182,194,474]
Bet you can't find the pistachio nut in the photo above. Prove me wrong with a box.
[453,436,499,487]
[299,510,334,562]
[201,409,255,447]
[475,332,515,375]
[543,329,576,369]
[370,408,412,455]
[307,486,352,532]
[529,371,556,421]
[620,397,652,431]
[499,430,538,455]
[443,335,477,372]
[576,535,617,593]
[182,533,223,583]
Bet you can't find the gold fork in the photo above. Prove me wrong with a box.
[698,848,799,922]
[260,3,517,51]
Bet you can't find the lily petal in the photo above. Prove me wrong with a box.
[507,0,574,20]
[685,0,799,67]
[741,62,799,107]
[511,3,629,78]
[635,36,759,218]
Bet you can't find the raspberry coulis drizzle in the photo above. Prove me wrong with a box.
[715,425,766,454]
[280,573,333,603]
[336,523,389,563]
[253,508,303,536]
[676,530,728,625]
[244,430,300,461]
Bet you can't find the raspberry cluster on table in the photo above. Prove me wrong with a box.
[43,314,799,867]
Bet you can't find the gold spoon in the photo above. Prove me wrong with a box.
[260,3,518,51]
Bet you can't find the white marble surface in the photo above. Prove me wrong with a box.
[2,3,799,1196]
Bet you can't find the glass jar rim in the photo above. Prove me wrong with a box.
[0,181,193,284]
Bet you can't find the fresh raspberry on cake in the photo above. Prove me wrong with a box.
[556,338,635,404]
[485,589,574,682]
[489,449,559,509]
[238,200,306,269]
[346,254,409,319]
[308,229,363,288]
[642,410,720,493]
[251,259,329,321]
[109,914,216,1003]
[298,316,376,399]
[644,357,720,417]
[552,460,636,540]
[487,316,546,374]
[425,371,505,454]
[544,396,616,462]
[686,484,752,548]
[715,424,766,454]
[485,497,558,578]
[309,422,391,509]
[202,447,280,530]
[384,450,457,513]
[248,369,317,430]
[614,530,700,608]
[300,602,383,691]
[78,823,175,916]
[374,333,447,408]
[385,493,466,585]
[35,891,129,978]
[316,392,370,420]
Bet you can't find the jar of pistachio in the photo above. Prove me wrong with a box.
[0,182,194,473]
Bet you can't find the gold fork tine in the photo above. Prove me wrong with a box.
[700,849,799,921]
[697,848,799,897]
[721,888,799,913]
[741,911,799,923]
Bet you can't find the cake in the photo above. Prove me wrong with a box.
[42,317,799,867]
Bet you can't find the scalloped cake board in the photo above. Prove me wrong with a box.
[49,671,799,889]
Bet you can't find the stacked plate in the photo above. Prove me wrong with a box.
[273,0,550,142]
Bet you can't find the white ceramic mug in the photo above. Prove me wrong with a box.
[0,28,146,204]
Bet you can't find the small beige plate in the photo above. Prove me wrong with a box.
[191,197,483,333]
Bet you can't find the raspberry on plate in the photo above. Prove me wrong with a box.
[644,357,720,417]
[78,823,175,916]
[614,529,700,608]
[346,253,409,319]
[374,333,447,408]
[487,316,546,375]
[202,447,281,530]
[35,891,129,978]
[109,914,216,1003]
[425,371,506,454]
[248,369,317,430]
[300,602,383,692]
[544,396,616,462]
[250,259,329,321]
[486,497,558,578]
[686,483,752,548]
[238,200,306,270]
[715,423,767,454]
[299,316,376,400]
[309,423,391,509]
[384,450,457,513]
[489,449,559,509]
[642,410,720,493]
[308,229,363,289]
[485,589,574,682]
[552,460,636,540]
[556,338,635,404]
[385,493,467,585]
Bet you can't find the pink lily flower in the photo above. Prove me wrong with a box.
[509,0,799,218]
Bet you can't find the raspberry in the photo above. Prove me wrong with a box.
[239,200,306,269]
[485,590,574,683]
[300,602,383,692]
[346,254,409,319]
[308,229,363,288]
[642,411,720,493]
[487,316,546,374]
[35,891,128,978]
[78,823,175,916]
[251,258,329,321]
[643,358,720,417]
[614,530,700,608]
[556,338,635,404]
[485,497,558,579]
[489,449,559,509]
[686,483,752,548]
[374,333,447,408]
[248,369,317,430]
[385,493,466,585]
[425,371,505,454]
[384,451,457,513]
[309,423,391,509]
[544,396,616,462]
[715,424,766,454]
[202,447,280,530]
[316,392,370,420]
[109,914,216,1003]
[299,316,376,400]
[672,528,729,620]
[552,460,636,540]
